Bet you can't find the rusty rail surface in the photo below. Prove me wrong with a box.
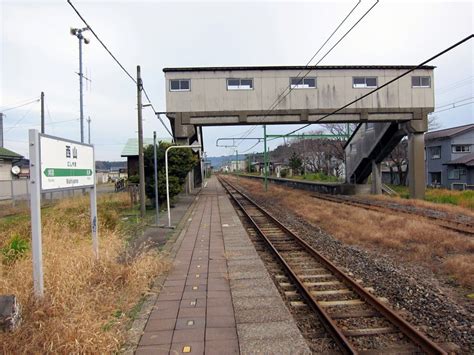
[218,175,447,355]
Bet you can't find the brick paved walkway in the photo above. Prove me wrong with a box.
[136,176,309,355]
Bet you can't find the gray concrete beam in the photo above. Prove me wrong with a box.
[408,132,425,199]
[371,160,382,195]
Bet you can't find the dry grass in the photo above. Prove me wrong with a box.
[230,177,474,289]
[369,193,474,218]
[0,193,169,353]
[0,200,30,219]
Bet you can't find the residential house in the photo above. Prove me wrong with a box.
[0,147,23,180]
[425,124,474,189]
[120,138,155,177]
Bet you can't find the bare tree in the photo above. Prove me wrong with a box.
[428,115,441,131]
[387,139,408,185]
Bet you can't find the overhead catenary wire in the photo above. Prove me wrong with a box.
[260,0,363,123]
[235,0,378,148]
[434,96,474,110]
[67,0,173,138]
[272,34,474,141]
[430,101,473,114]
[240,140,263,154]
[436,75,473,94]
[260,0,379,123]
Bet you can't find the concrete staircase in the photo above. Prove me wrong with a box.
[345,122,405,184]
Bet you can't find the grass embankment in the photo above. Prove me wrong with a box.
[230,176,474,290]
[291,172,341,183]
[0,193,169,353]
[388,185,474,209]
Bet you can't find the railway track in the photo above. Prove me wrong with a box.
[218,176,447,355]
[311,193,474,237]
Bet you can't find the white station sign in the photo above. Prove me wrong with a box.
[39,135,94,191]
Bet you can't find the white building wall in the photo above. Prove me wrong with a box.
[0,160,12,180]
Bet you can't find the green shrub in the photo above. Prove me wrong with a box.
[143,142,199,205]
[1,234,29,264]
[128,175,139,184]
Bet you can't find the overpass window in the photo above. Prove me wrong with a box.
[353,77,377,88]
[411,76,431,88]
[290,77,316,89]
[227,78,253,90]
[170,79,191,91]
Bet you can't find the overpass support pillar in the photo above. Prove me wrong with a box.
[408,132,425,199]
[371,160,382,195]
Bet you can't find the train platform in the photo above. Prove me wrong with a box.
[136,176,310,354]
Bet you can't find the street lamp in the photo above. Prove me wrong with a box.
[70,26,90,143]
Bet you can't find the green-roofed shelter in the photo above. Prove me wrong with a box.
[0,147,23,180]
[121,137,172,177]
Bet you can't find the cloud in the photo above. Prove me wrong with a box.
[1,1,472,159]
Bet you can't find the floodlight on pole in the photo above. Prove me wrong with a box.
[70,26,90,143]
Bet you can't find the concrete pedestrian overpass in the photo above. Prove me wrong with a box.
[163,65,435,198]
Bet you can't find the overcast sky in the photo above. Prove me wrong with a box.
[1,0,473,160]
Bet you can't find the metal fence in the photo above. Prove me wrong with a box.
[0,179,83,205]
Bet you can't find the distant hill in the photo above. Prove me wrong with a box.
[207,154,247,168]
[96,161,127,171]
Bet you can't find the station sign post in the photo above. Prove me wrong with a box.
[28,129,98,298]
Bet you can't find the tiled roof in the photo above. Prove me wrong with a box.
[425,124,474,141]
[444,153,474,166]
[120,137,172,157]
[0,147,23,159]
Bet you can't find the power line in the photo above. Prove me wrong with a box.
[0,98,39,112]
[262,0,379,120]
[430,101,473,114]
[67,0,173,138]
[273,34,474,140]
[67,0,136,84]
[236,0,378,147]
[5,106,35,133]
[4,118,79,129]
[262,0,363,121]
[240,140,263,153]
[435,96,474,109]
[436,75,473,92]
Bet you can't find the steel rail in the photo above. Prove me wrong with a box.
[218,175,447,355]
[218,176,356,354]
[312,193,474,237]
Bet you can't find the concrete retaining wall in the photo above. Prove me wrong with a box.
[236,174,367,195]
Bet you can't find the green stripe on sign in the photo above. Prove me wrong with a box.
[43,168,93,177]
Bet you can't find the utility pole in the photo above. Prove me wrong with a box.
[40,92,45,134]
[87,116,91,144]
[0,113,4,148]
[78,33,84,142]
[264,125,268,191]
[70,27,90,143]
[137,65,146,218]
[153,131,160,225]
